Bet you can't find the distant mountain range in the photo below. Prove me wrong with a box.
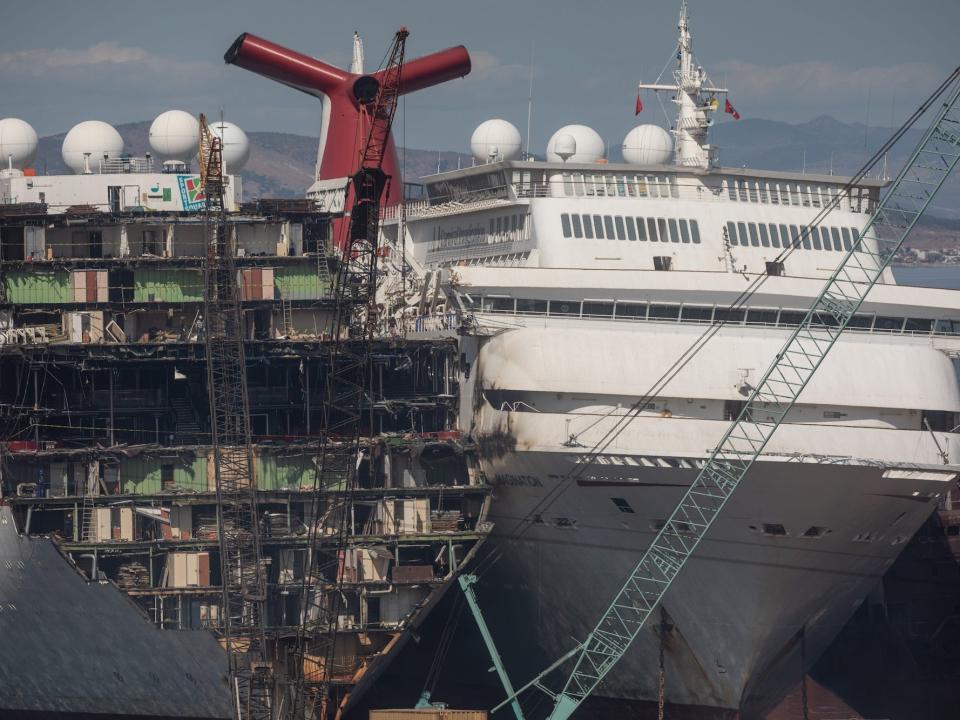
[34,115,960,238]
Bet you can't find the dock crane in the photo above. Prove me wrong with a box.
[464,68,960,720]
[198,114,273,720]
[283,28,410,720]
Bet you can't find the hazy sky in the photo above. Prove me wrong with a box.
[3,0,958,154]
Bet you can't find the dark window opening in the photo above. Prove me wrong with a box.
[516,299,548,315]
[647,218,659,242]
[778,311,806,326]
[611,497,635,514]
[615,302,646,319]
[762,523,787,536]
[680,305,713,322]
[649,304,680,320]
[582,302,614,317]
[726,221,738,246]
[724,400,746,421]
[922,410,956,432]
[668,218,680,243]
[603,215,615,239]
[714,307,746,324]
[874,316,903,331]
[758,224,770,247]
[561,214,572,238]
[803,526,829,538]
[746,309,778,325]
[549,300,580,316]
[635,217,647,241]
[161,465,175,490]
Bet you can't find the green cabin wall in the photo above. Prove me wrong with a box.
[133,269,203,303]
[3,270,70,304]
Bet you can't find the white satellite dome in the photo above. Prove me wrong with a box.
[0,118,39,170]
[470,119,522,163]
[61,121,124,174]
[622,124,674,165]
[546,125,605,163]
[149,110,199,162]
[212,121,251,172]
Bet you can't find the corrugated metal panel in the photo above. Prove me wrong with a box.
[120,453,207,494]
[274,264,330,300]
[254,453,316,490]
[3,271,70,304]
[133,269,203,302]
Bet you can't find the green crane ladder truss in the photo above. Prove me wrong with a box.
[480,74,960,720]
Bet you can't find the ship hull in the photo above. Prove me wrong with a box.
[474,447,949,717]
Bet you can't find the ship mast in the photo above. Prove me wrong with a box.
[638,2,728,168]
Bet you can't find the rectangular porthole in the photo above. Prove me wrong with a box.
[611,498,635,514]
[803,526,829,538]
[762,523,787,536]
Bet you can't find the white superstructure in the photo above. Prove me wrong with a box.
[382,4,960,715]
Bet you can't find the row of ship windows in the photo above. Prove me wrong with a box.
[726,221,861,252]
[725,177,875,212]
[560,214,702,243]
[556,173,679,199]
[532,171,875,213]
[467,296,960,335]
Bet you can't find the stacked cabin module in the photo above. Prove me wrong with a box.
[0,164,490,717]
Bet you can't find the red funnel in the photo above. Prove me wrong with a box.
[225,33,471,206]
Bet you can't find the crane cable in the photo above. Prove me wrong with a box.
[471,66,960,579]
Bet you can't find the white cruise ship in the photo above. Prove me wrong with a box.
[382,5,960,716]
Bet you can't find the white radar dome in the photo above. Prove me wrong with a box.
[622,124,674,165]
[61,121,124,174]
[470,119,522,163]
[0,118,39,170]
[212,121,251,172]
[149,110,199,162]
[546,125,605,163]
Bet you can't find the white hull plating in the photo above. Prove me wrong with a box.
[476,446,951,714]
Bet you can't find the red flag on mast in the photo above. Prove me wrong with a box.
[635,93,643,115]
[724,98,741,120]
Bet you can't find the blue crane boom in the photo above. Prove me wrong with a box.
[479,69,960,720]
